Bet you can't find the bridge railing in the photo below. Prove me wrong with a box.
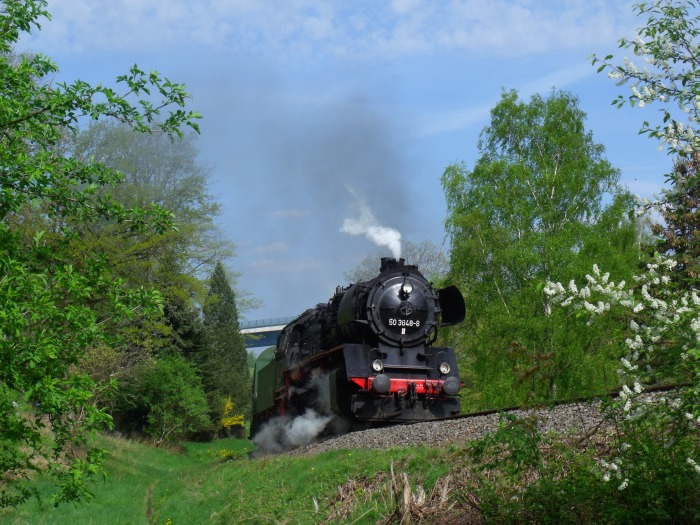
[239,316,297,330]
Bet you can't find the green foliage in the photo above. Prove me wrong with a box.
[470,413,543,478]
[63,121,250,441]
[7,424,696,524]
[464,411,700,524]
[64,120,233,364]
[651,153,700,285]
[66,121,228,285]
[114,355,211,443]
[548,259,699,439]
[592,0,700,158]
[592,1,700,289]
[585,5,700,514]
[541,255,700,523]
[442,88,640,408]
[201,261,251,426]
[0,0,200,506]
[1,434,254,524]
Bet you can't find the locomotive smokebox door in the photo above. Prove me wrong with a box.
[367,275,439,346]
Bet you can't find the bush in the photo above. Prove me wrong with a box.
[113,355,211,443]
[465,410,700,524]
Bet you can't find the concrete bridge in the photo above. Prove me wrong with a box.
[240,316,296,350]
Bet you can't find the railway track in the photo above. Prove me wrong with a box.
[287,383,683,456]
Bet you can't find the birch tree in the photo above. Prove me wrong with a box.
[442,89,639,407]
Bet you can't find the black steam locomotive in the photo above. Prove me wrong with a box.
[250,257,465,439]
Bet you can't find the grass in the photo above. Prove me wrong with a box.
[0,435,459,525]
[5,419,697,524]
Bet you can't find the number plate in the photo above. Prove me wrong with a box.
[388,318,420,328]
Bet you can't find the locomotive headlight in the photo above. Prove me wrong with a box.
[371,359,384,372]
[439,362,451,375]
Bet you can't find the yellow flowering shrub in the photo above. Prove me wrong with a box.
[221,397,245,429]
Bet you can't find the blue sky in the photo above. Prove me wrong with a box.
[20,1,675,321]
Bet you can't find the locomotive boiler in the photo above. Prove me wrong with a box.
[250,257,465,439]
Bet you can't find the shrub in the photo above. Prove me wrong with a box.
[114,355,211,443]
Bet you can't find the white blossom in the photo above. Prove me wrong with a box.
[543,258,699,486]
[686,458,700,475]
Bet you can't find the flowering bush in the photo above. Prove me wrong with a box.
[545,258,700,488]
[221,397,245,430]
[463,259,699,523]
[592,1,700,157]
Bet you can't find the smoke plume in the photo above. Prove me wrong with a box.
[341,189,402,259]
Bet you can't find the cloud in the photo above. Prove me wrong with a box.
[26,0,637,61]
[430,1,634,57]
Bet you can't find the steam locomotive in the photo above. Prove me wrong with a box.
[250,257,466,439]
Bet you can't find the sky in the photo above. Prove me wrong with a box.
[19,0,676,322]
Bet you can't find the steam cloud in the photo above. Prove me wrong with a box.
[341,189,402,259]
[252,369,346,453]
[252,409,333,453]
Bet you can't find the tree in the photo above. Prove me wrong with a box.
[64,121,233,392]
[592,0,700,285]
[66,121,230,285]
[585,0,700,489]
[453,4,700,518]
[342,239,450,283]
[201,261,251,430]
[651,153,700,284]
[0,0,200,506]
[441,89,639,407]
[592,0,700,158]
[61,123,259,441]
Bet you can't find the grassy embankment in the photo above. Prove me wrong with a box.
[1,435,462,525]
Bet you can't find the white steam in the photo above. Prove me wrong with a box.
[340,190,402,258]
[252,409,333,453]
[252,369,340,453]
